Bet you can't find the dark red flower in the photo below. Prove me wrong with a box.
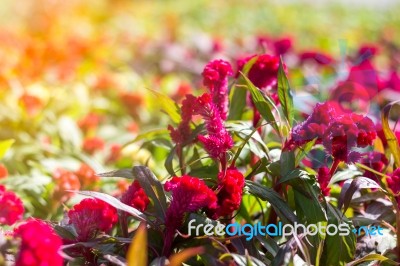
[299,51,334,65]
[361,152,388,181]
[317,167,331,196]
[14,219,63,266]
[0,185,24,226]
[387,168,400,206]
[163,175,217,256]
[202,59,233,120]
[239,54,280,89]
[208,168,245,218]
[273,37,292,55]
[121,180,150,212]
[68,198,118,242]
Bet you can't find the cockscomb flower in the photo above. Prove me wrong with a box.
[82,136,105,155]
[121,180,149,212]
[194,93,233,161]
[361,152,388,181]
[208,168,245,219]
[317,167,331,196]
[0,185,24,226]
[202,59,233,120]
[74,164,99,190]
[52,168,80,202]
[163,175,217,256]
[386,168,400,206]
[273,37,292,55]
[323,113,376,163]
[14,219,63,266]
[68,198,118,242]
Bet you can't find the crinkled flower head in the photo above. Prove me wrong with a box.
[387,168,400,206]
[68,198,118,242]
[121,180,150,212]
[0,185,24,226]
[14,219,63,266]
[202,59,233,120]
[208,168,245,218]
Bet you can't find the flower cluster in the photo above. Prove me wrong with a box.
[387,168,400,206]
[0,185,24,226]
[68,198,118,242]
[14,219,63,266]
[163,175,217,256]
[120,180,150,212]
[208,168,245,218]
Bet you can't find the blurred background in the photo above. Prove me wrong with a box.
[0,0,399,218]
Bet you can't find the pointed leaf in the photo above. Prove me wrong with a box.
[127,223,147,266]
[149,89,181,124]
[277,58,294,127]
[381,100,400,167]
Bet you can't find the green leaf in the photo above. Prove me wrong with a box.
[0,139,14,160]
[280,150,295,177]
[381,100,400,168]
[241,73,281,135]
[277,57,294,127]
[295,138,316,166]
[148,89,181,124]
[321,204,356,266]
[228,85,247,120]
[164,146,176,176]
[246,180,298,224]
[346,254,398,266]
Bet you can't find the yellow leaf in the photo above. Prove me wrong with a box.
[127,223,147,266]
[168,246,204,266]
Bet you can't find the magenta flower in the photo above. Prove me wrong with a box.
[163,175,217,256]
[202,59,233,120]
[317,167,331,196]
[299,51,334,66]
[387,168,400,206]
[0,185,24,226]
[361,152,388,181]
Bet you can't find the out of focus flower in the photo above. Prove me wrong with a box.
[208,168,245,218]
[82,136,105,155]
[0,185,24,225]
[74,164,99,190]
[120,180,149,212]
[78,113,102,133]
[385,70,400,92]
[119,92,145,118]
[107,144,122,164]
[330,81,371,113]
[202,59,233,120]
[358,45,379,61]
[376,123,400,147]
[299,51,334,65]
[14,219,63,266]
[171,82,192,102]
[19,94,42,116]
[68,198,118,242]
[361,152,388,181]
[273,37,292,55]
[53,168,80,202]
[127,122,139,134]
[386,168,400,206]
[163,175,217,256]
[317,167,331,196]
[0,164,7,179]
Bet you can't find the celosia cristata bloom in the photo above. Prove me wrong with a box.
[361,152,388,181]
[120,180,150,212]
[68,198,118,242]
[0,185,24,226]
[163,175,217,256]
[82,136,105,155]
[273,37,292,55]
[317,167,331,196]
[194,93,233,161]
[202,59,233,120]
[386,168,400,206]
[52,168,80,202]
[208,168,245,218]
[74,164,99,189]
[14,219,63,266]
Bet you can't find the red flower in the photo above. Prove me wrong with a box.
[14,219,63,266]
[208,168,245,218]
[52,168,80,202]
[19,94,42,116]
[238,54,280,89]
[317,167,331,196]
[78,113,102,133]
[299,51,334,65]
[82,137,105,155]
[121,180,149,212]
[273,37,292,55]
[385,70,400,92]
[163,175,217,256]
[0,185,24,226]
[107,144,122,163]
[74,164,99,190]
[68,198,118,242]
[0,164,8,179]
[361,152,388,181]
[387,168,400,206]
[202,59,233,120]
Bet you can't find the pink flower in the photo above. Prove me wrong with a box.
[299,51,334,65]
[317,167,331,196]
[273,37,292,55]
[0,185,24,226]
[361,152,388,181]
[121,180,150,212]
[68,198,118,242]
[387,168,400,206]
[14,219,63,266]
[163,175,217,256]
[238,54,280,89]
[207,168,245,218]
[385,70,400,92]
[202,59,233,120]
